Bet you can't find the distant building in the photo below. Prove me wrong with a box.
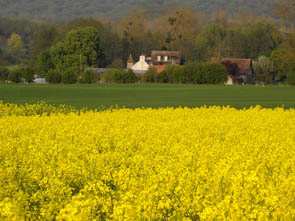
[212,58,255,85]
[33,78,46,84]
[130,54,150,74]
[127,51,181,74]
[151,51,181,65]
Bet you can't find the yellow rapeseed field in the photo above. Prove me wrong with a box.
[0,101,295,220]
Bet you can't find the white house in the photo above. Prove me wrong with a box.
[130,55,149,74]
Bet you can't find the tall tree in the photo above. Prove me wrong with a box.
[0,48,4,66]
[50,27,104,73]
[36,51,54,77]
[7,33,24,56]
[30,26,60,65]
[194,24,226,61]
[118,8,148,60]
[152,8,204,62]
[61,18,123,67]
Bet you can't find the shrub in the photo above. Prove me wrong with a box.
[192,62,228,84]
[286,71,295,85]
[23,67,35,83]
[112,69,126,83]
[253,56,275,84]
[172,66,187,84]
[46,70,62,84]
[122,69,137,83]
[101,69,116,83]
[36,51,54,78]
[79,70,96,84]
[109,58,124,69]
[205,62,228,84]
[155,65,179,83]
[8,70,22,83]
[165,65,178,83]
[0,67,10,81]
[62,68,78,84]
[112,69,137,83]
[156,71,168,83]
[144,67,157,83]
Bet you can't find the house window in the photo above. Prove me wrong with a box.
[157,56,161,61]
[164,56,168,62]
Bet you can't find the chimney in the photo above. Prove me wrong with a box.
[140,54,146,61]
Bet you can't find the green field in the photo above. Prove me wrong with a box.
[0,83,295,109]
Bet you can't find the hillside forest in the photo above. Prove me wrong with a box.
[0,0,276,23]
[1,1,295,85]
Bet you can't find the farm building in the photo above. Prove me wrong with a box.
[151,51,181,65]
[131,54,150,74]
[127,51,181,74]
[212,58,255,85]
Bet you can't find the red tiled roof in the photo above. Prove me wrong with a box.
[153,65,166,73]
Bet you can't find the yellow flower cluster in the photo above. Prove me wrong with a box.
[0,100,83,117]
[0,103,295,220]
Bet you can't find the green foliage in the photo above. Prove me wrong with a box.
[270,41,295,82]
[172,66,187,84]
[0,17,46,64]
[144,67,157,83]
[194,24,226,60]
[61,18,122,68]
[109,58,125,69]
[50,27,104,73]
[124,69,137,83]
[112,69,137,83]
[286,71,295,85]
[112,69,125,83]
[46,70,62,84]
[0,67,10,81]
[198,62,228,84]
[79,70,96,84]
[6,33,25,58]
[156,71,169,83]
[36,51,54,77]
[158,62,228,84]
[62,68,78,84]
[8,70,22,83]
[101,69,115,83]
[0,49,4,66]
[30,26,60,65]
[243,23,281,59]
[194,23,281,61]
[23,67,35,83]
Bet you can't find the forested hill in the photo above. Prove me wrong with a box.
[0,0,277,23]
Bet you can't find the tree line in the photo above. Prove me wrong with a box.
[0,0,276,23]
[1,3,295,85]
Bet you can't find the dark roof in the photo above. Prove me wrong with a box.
[151,51,181,65]
[151,51,181,56]
[88,68,109,73]
[221,58,252,75]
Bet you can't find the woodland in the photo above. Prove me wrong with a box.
[0,0,276,23]
[1,0,295,84]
